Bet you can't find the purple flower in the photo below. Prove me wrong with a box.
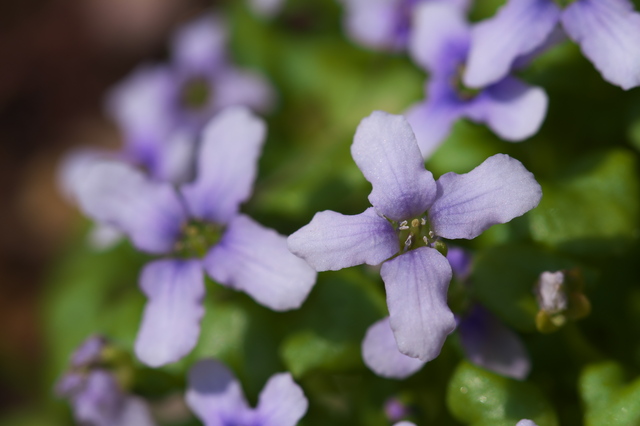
[517,420,539,426]
[384,398,411,422]
[361,248,530,380]
[105,12,274,184]
[186,359,308,426]
[340,0,469,51]
[56,337,155,426]
[249,0,286,18]
[76,107,316,367]
[405,2,548,158]
[463,0,640,90]
[288,111,541,364]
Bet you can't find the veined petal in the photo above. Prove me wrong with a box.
[409,2,469,74]
[135,259,205,367]
[458,306,531,380]
[430,154,542,240]
[562,0,640,90]
[351,111,437,221]
[405,83,465,159]
[362,317,426,379]
[382,247,455,361]
[464,76,548,142]
[76,161,186,254]
[255,373,309,426]
[287,208,398,272]
[464,0,560,88]
[186,359,250,426]
[171,13,227,74]
[205,215,317,311]
[181,107,266,225]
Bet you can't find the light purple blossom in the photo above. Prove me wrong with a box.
[56,337,155,426]
[362,247,530,380]
[340,0,469,51]
[384,397,411,422]
[76,107,316,367]
[464,0,640,90]
[249,0,286,18]
[104,12,274,184]
[288,111,541,364]
[186,359,308,426]
[536,271,568,314]
[517,420,539,426]
[405,2,548,158]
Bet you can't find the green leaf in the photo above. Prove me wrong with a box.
[529,149,639,255]
[579,361,640,426]
[447,361,558,426]
[472,244,578,332]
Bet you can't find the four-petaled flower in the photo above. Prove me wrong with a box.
[288,111,541,364]
[186,359,308,426]
[464,0,640,90]
[76,107,316,367]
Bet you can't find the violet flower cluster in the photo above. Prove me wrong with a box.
[288,111,541,365]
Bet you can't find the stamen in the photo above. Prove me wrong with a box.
[411,218,420,228]
[398,220,409,230]
[404,235,413,251]
[421,217,427,226]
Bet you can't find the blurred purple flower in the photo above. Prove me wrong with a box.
[56,337,155,426]
[517,420,539,426]
[105,12,275,184]
[464,0,640,90]
[405,2,548,158]
[288,111,541,364]
[76,108,316,367]
[186,359,308,426]
[362,247,530,380]
[340,0,469,51]
[249,0,286,18]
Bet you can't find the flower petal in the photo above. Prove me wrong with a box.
[409,2,470,74]
[134,259,205,367]
[73,370,123,425]
[351,111,436,221]
[76,161,186,254]
[561,0,640,90]
[362,317,426,379]
[117,397,156,426]
[458,306,531,380]
[405,85,465,159]
[446,246,472,281]
[516,420,539,426]
[463,0,560,88]
[287,207,398,272]
[212,68,275,114]
[342,0,402,50]
[171,13,227,74]
[430,154,542,240]
[205,215,317,311]
[181,107,266,225]
[186,359,250,426]
[255,373,309,426]
[381,247,455,361]
[464,76,548,142]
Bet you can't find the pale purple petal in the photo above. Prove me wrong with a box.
[73,370,124,426]
[249,0,286,18]
[151,130,197,185]
[516,420,539,426]
[212,68,275,114]
[404,87,465,159]
[362,317,426,379]
[409,2,469,74]
[382,247,455,361]
[76,161,186,254]
[171,13,227,75]
[394,423,417,426]
[181,107,266,224]
[186,359,250,426]
[117,397,156,426]
[446,246,472,281]
[88,224,124,251]
[561,0,640,90]
[429,154,542,240]
[255,373,308,426]
[71,336,106,367]
[463,0,560,88]
[464,77,548,142]
[205,215,317,311]
[351,111,436,221]
[287,208,398,272]
[135,259,205,367]
[57,148,108,202]
[342,0,401,50]
[458,306,531,380]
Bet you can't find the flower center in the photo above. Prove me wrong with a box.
[181,77,211,110]
[396,215,447,255]
[451,65,481,101]
[174,220,223,258]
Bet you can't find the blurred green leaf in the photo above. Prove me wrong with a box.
[579,361,640,426]
[447,361,558,426]
[529,149,639,255]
